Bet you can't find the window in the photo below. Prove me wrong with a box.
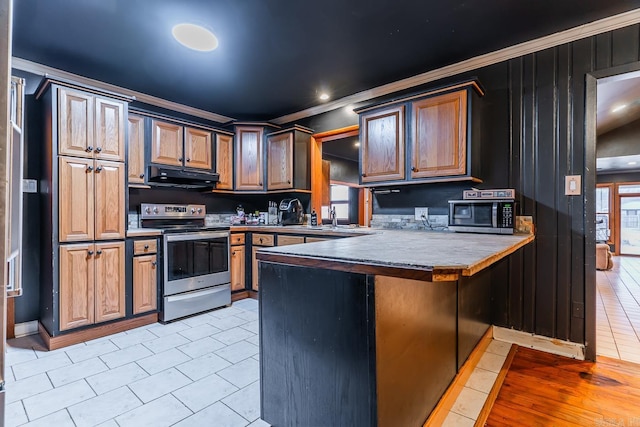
[321,184,350,223]
[596,185,612,243]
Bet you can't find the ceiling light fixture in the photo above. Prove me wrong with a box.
[172,23,218,52]
[612,104,628,113]
[354,142,360,147]
[319,93,330,101]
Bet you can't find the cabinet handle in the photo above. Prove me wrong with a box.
[259,182,263,186]
[139,173,145,178]
[232,251,236,256]
[411,166,418,172]
[259,238,263,244]
[362,173,367,177]
[186,158,191,162]
[85,146,93,152]
[178,157,183,162]
[87,250,94,256]
[144,244,149,249]
[287,180,291,184]
[87,165,94,172]
[95,147,102,153]
[152,261,157,267]
[95,165,103,172]
[96,250,103,255]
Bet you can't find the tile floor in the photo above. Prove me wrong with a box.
[596,256,640,363]
[4,297,514,427]
[4,298,270,427]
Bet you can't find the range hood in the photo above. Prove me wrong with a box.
[147,166,219,188]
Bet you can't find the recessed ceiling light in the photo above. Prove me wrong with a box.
[629,161,638,165]
[319,93,330,101]
[612,104,628,113]
[172,23,218,52]
[354,142,360,147]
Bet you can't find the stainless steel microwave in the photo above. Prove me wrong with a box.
[448,199,515,234]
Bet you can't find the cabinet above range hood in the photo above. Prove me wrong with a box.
[147,166,219,189]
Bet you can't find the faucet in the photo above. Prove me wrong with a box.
[330,206,337,227]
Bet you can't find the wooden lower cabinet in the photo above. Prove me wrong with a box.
[231,245,245,291]
[132,254,157,314]
[277,235,305,246]
[252,247,259,291]
[59,241,125,331]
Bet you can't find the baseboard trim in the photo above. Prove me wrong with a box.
[231,291,250,302]
[492,326,585,360]
[14,320,39,338]
[39,313,158,351]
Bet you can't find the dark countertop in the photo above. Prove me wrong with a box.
[256,229,534,281]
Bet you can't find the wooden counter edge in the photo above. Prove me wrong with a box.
[461,233,535,277]
[256,251,439,282]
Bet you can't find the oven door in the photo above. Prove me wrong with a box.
[163,231,230,295]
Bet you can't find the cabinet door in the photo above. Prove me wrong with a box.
[230,245,245,292]
[411,91,467,178]
[59,243,95,331]
[216,134,234,190]
[128,115,146,184]
[58,87,94,158]
[94,241,126,323]
[277,235,304,246]
[235,126,264,190]
[267,132,293,190]
[360,105,405,183]
[95,97,125,161]
[94,160,126,240]
[184,127,212,170]
[251,246,259,291]
[151,120,183,166]
[59,156,94,242]
[133,254,158,314]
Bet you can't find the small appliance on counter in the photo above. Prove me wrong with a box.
[448,189,516,234]
[278,198,304,225]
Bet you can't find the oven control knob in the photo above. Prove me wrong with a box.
[197,208,203,214]
[191,208,196,214]
[153,207,159,214]
[145,207,151,214]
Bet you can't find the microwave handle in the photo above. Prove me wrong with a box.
[492,203,498,228]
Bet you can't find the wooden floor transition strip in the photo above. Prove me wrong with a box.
[424,327,493,426]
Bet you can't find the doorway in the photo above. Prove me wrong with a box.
[618,183,640,255]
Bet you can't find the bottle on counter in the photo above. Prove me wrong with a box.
[310,209,318,227]
[236,205,245,224]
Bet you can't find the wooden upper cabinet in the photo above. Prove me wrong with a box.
[133,254,158,314]
[59,243,95,331]
[267,132,293,190]
[411,90,467,178]
[58,87,94,158]
[94,97,125,161]
[360,105,405,183]
[127,115,146,184]
[151,120,183,167]
[184,127,212,169]
[235,126,264,190]
[59,156,95,242]
[94,160,126,240]
[216,134,234,190]
[94,241,126,323]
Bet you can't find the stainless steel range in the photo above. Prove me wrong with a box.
[140,203,231,322]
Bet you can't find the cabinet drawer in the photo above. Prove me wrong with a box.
[252,233,275,246]
[134,239,157,255]
[278,235,305,246]
[305,237,329,243]
[231,233,245,245]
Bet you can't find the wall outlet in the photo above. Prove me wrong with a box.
[414,207,429,220]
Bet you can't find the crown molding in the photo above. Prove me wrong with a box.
[271,8,640,125]
[11,57,236,124]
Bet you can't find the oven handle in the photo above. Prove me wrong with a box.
[165,285,230,302]
[165,231,229,242]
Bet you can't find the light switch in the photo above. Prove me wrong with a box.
[565,175,581,196]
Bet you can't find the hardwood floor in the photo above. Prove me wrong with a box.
[485,346,640,426]
[597,256,640,363]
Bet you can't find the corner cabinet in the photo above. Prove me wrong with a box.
[357,81,483,186]
[266,127,312,191]
[36,78,133,343]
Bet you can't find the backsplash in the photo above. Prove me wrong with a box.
[370,214,449,231]
[128,213,234,229]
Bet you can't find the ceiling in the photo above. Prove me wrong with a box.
[12,1,640,122]
[323,136,360,162]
